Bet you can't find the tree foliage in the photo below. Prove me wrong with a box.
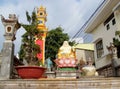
[19,10,41,65]
[113,31,120,46]
[113,31,120,58]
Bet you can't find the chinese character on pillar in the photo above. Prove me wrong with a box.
[36,6,48,65]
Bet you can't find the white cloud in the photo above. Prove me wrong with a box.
[71,37,84,43]
[0,0,104,54]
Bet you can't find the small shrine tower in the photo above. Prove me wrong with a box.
[37,6,47,32]
[36,6,48,65]
[0,14,20,79]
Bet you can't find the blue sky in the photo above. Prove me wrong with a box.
[0,0,104,55]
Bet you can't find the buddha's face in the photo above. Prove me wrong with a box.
[63,41,69,46]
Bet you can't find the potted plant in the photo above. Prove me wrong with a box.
[15,10,46,79]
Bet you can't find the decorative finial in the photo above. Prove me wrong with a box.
[9,14,17,20]
[0,15,5,22]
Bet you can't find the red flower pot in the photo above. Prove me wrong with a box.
[15,66,46,79]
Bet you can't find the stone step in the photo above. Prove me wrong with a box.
[0,77,120,89]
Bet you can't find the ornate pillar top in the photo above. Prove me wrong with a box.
[1,14,21,41]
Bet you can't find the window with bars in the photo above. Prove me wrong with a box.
[104,13,116,30]
[96,40,104,58]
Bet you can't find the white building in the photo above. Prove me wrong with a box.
[74,43,94,64]
[85,0,120,76]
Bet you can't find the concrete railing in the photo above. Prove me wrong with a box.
[0,77,120,89]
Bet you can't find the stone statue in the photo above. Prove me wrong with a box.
[46,57,53,71]
[82,57,98,77]
[55,41,77,67]
[107,43,117,59]
[107,43,117,55]
[57,41,75,59]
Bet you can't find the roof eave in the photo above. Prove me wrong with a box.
[85,0,120,33]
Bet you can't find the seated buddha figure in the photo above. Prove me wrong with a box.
[57,41,75,59]
[82,57,98,77]
[55,41,76,67]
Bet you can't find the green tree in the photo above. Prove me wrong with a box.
[45,26,75,62]
[113,31,120,58]
[19,10,42,65]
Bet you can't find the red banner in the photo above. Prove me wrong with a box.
[35,39,43,61]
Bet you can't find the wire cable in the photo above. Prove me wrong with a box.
[71,0,106,41]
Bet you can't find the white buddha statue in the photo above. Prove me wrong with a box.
[57,41,75,59]
[82,57,98,76]
[55,41,77,67]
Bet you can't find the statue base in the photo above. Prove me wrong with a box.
[55,68,80,79]
[46,71,56,78]
[58,67,76,71]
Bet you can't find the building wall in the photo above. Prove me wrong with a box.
[114,9,120,31]
[95,54,111,69]
[85,50,94,62]
[75,49,94,64]
[91,13,118,69]
[75,49,86,63]
[84,1,120,76]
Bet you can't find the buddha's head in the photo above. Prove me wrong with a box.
[62,41,69,47]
